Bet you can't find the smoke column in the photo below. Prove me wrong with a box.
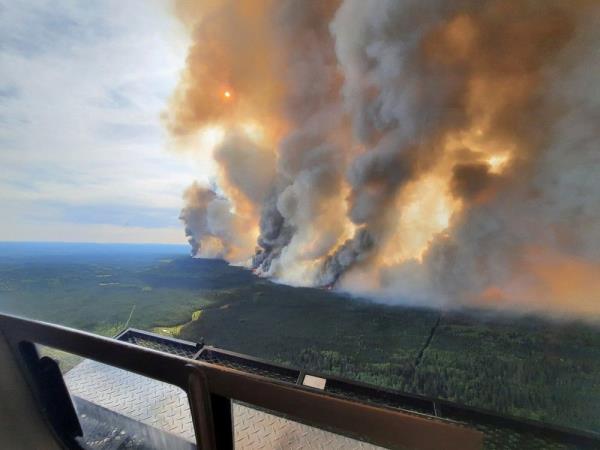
[166,0,600,317]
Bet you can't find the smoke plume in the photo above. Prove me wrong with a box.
[168,0,600,317]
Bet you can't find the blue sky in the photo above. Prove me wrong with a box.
[0,1,200,243]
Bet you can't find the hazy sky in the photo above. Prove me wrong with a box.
[0,0,200,244]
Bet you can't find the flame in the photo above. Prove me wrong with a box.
[170,0,599,317]
[380,173,461,267]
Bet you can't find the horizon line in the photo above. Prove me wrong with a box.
[0,240,189,247]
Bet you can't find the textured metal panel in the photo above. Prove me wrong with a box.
[19,316,591,450]
[324,377,435,416]
[117,329,199,359]
[109,327,598,449]
[198,348,300,384]
[233,403,384,450]
[65,359,384,449]
[65,359,196,443]
[72,397,195,450]
[65,342,596,449]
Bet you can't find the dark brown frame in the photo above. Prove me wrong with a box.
[0,313,483,450]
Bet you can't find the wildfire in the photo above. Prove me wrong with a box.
[170,0,599,317]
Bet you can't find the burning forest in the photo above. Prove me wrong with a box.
[167,0,600,317]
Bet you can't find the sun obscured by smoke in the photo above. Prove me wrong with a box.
[167,0,600,318]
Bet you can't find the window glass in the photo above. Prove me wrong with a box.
[0,1,598,447]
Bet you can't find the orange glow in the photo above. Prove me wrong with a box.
[487,154,510,173]
[474,248,600,317]
[169,0,599,318]
[379,173,461,267]
[523,248,600,315]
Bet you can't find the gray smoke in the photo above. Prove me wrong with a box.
[172,0,600,316]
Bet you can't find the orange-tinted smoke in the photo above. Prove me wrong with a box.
[168,0,600,317]
[165,0,285,140]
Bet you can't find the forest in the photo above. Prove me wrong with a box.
[1,242,599,434]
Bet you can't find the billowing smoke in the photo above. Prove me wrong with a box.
[168,0,600,317]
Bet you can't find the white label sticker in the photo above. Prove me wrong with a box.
[302,374,327,390]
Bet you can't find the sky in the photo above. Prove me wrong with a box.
[0,0,201,244]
